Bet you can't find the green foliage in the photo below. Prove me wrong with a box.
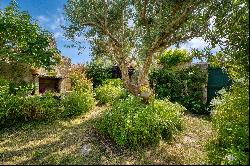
[0,78,33,127]
[22,91,61,120]
[8,82,33,96]
[95,79,127,104]
[206,83,249,165]
[0,90,61,127]
[204,1,249,80]
[0,75,33,96]
[0,65,96,127]
[0,1,59,68]
[61,91,95,118]
[150,65,207,114]
[0,92,24,127]
[63,67,95,117]
[158,49,192,68]
[85,61,113,88]
[97,95,185,148]
[0,77,9,94]
[70,67,93,93]
[64,0,211,97]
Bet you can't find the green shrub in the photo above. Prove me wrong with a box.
[97,95,185,148]
[158,49,192,68]
[86,61,113,88]
[8,81,33,96]
[61,91,95,118]
[0,90,61,127]
[150,65,207,114]
[22,92,61,120]
[70,67,93,93]
[0,77,10,94]
[62,66,95,117]
[0,93,24,127]
[95,79,127,104]
[206,82,249,165]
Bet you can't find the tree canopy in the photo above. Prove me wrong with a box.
[205,0,249,81]
[64,0,213,98]
[0,1,60,69]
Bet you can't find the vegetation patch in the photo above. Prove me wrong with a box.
[0,106,214,165]
[206,83,249,165]
[96,95,185,148]
[61,91,95,118]
[150,65,207,114]
[95,79,127,104]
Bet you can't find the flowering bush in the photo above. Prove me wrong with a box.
[206,82,249,165]
[70,67,93,93]
[62,66,95,117]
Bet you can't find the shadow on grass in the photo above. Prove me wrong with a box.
[0,106,212,165]
[84,117,183,165]
[0,111,104,165]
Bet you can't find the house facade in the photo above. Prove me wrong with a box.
[0,56,73,95]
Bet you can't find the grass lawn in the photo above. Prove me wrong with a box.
[0,106,215,165]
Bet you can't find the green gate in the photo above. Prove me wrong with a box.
[207,66,231,104]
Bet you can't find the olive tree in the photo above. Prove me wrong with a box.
[205,0,249,81]
[63,0,212,99]
[0,1,60,69]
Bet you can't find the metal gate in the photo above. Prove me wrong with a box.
[207,66,231,104]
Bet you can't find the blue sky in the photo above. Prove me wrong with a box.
[1,0,92,64]
[1,0,219,64]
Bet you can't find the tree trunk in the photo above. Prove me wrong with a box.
[119,62,140,96]
[119,62,152,103]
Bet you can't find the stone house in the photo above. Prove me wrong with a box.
[0,56,73,94]
[32,56,72,94]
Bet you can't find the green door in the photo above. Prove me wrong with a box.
[207,67,231,104]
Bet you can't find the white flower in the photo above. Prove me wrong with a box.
[225,154,235,161]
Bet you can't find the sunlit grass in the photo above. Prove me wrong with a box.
[0,106,215,165]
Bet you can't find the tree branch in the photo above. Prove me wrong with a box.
[138,0,200,85]
[141,0,148,26]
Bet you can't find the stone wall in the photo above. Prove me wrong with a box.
[0,61,33,84]
[0,56,73,94]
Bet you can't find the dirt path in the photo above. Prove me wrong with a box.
[0,107,215,165]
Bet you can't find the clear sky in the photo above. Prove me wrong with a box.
[1,0,219,64]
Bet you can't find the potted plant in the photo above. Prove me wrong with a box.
[48,70,57,77]
[140,84,151,98]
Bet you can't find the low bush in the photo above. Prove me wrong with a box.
[206,82,249,165]
[62,66,95,117]
[85,61,113,88]
[95,79,127,104]
[61,91,95,118]
[0,93,24,127]
[22,91,61,120]
[97,95,185,148]
[0,67,96,127]
[0,91,61,127]
[0,77,10,94]
[70,67,93,93]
